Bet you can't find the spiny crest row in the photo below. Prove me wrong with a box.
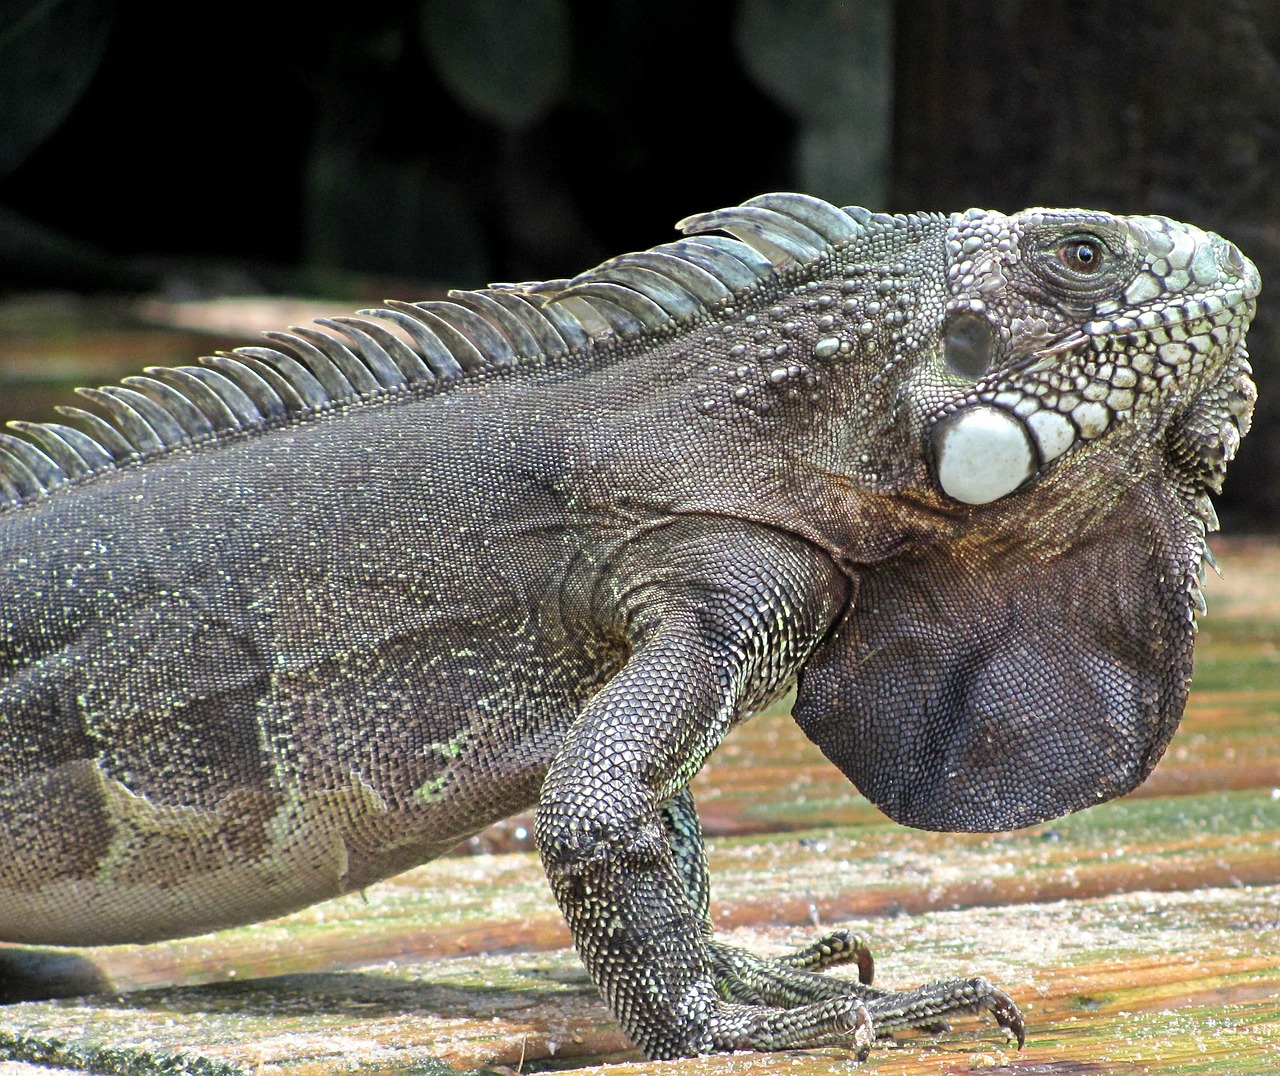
[0,194,903,509]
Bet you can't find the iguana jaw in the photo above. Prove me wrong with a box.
[923,215,1260,507]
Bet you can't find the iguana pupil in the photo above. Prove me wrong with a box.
[1060,237,1103,273]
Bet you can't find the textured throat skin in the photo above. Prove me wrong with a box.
[0,194,1259,1060]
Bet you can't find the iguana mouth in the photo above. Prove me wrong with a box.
[927,231,1259,507]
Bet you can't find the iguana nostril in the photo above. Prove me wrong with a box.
[1217,239,1247,279]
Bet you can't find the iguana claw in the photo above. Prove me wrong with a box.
[989,986,1027,1049]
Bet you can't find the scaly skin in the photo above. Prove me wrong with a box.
[0,195,1258,1059]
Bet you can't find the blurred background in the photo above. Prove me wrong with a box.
[0,0,1274,526]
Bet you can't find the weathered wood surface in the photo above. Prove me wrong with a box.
[1,537,1277,1074]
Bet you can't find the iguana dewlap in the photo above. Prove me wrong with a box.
[0,195,1258,1059]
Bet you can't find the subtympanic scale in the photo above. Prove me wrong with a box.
[931,404,1042,505]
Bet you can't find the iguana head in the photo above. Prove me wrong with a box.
[778,203,1259,832]
[919,208,1257,509]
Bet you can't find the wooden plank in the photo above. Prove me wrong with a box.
[2,880,1278,1073]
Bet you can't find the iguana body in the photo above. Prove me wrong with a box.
[0,195,1258,1059]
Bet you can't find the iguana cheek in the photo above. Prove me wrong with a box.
[931,404,1037,504]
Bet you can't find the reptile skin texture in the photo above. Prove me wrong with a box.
[0,195,1258,1059]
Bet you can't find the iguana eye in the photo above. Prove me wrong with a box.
[1057,238,1104,274]
[1029,225,1128,298]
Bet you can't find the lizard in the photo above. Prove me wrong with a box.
[0,193,1258,1060]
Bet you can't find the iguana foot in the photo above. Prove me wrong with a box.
[708,934,878,1006]
[774,927,876,980]
[707,935,1024,1049]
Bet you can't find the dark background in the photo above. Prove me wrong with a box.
[1,0,1275,525]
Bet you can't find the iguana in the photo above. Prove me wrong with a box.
[0,194,1258,1060]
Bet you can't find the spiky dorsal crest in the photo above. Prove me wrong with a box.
[0,194,881,508]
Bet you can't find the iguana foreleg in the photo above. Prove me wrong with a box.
[537,638,875,1056]
[536,530,876,1057]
